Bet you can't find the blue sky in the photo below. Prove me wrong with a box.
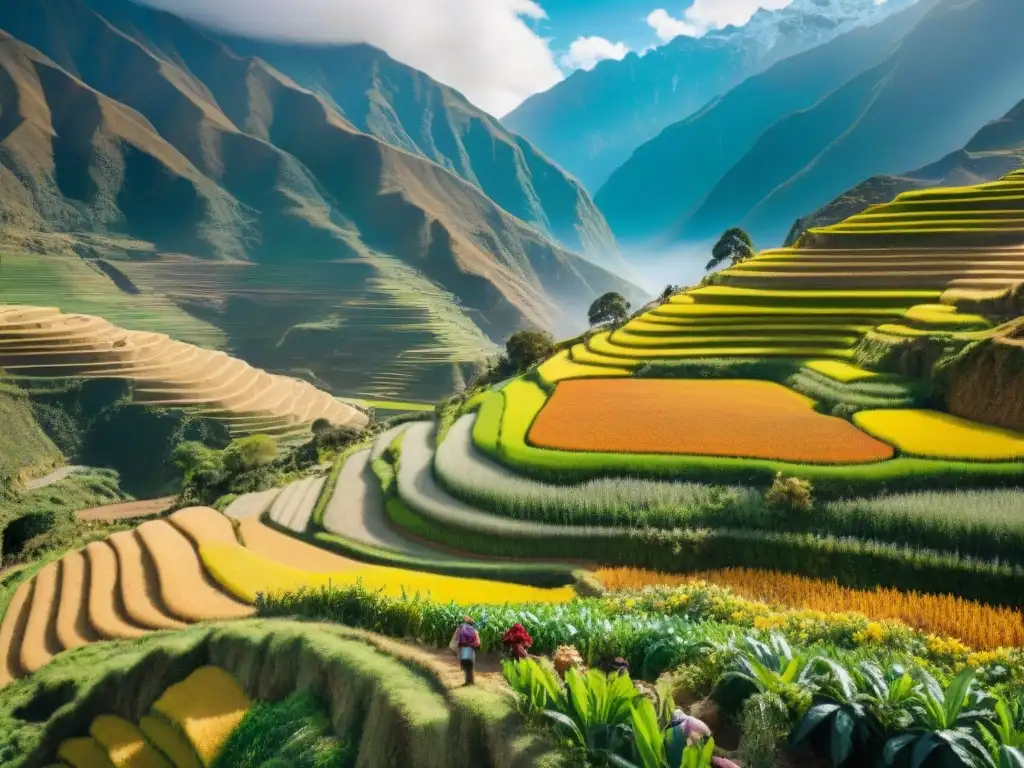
[535,0,657,54]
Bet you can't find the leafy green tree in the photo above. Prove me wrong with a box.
[222,435,278,475]
[706,228,756,272]
[171,441,226,487]
[588,292,631,326]
[506,330,555,372]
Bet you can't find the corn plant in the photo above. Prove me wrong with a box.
[883,668,996,768]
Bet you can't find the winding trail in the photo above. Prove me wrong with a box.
[25,465,88,491]
[75,497,174,522]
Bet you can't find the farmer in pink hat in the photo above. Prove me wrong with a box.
[450,615,481,685]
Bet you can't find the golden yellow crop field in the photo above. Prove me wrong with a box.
[804,359,878,382]
[595,567,1024,650]
[152,667,251,767]
[528,379,894,464]
[199,543,577,605]
[854,409,1024,460]
[535,350,631,385]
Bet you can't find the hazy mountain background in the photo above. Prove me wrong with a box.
[502,0,919,192]
[592,0,1024,255]
[0,0,643,402]
[788,97,1024,242]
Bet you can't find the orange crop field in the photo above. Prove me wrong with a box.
[528,379,894,464]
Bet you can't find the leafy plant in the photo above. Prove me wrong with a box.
[502,658,563,717]
[722,634,819,716]
[544,667,641,760]
[883,668,996,768]
[978,700,1024,768]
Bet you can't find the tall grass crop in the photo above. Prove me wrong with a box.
[438,416,1024,563]
[594,567,1024,650]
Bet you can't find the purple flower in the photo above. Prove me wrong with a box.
[711,757,741,768]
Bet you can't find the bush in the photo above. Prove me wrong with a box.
[765,474,813,512]
[737,693,790,768]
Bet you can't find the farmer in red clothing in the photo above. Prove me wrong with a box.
[502,622,533,661]
[451,615,481,685]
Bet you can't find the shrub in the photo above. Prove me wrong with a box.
[737,692,790,768]
[222,435,278,475]
[765,473,813,512]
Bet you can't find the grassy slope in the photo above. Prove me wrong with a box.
[0,620,566,768]
[0,386,61,484]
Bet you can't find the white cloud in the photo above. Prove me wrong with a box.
[559,36,630,72]
[647,0,797,42]
[134,0,563,117]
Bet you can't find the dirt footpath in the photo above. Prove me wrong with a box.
[75,497,174,522]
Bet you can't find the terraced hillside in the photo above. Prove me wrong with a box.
[0,306,368,441]
[0,0,643,403]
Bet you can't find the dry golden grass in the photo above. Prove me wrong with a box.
[84,542,148,641]
[90,715,171,768]
[0,579,33,687]
[135,521,252,622]
[19,560,61,673]
[152,667,251,766]
[107,532,187,632]
[58,736,116,768]
[167,507,239,548]
[529,379,894,464]
[56,550,101,651]
[596,567,1024,650]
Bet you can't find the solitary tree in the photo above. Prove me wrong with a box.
[588,292,631,327]
[506,330,555,372]
[706,228,756,272]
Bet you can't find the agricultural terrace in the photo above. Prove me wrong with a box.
[4,170,1024,768]
[529,379,893,463]
[0,306,368,442]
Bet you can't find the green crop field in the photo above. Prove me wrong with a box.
[0,252,225,348]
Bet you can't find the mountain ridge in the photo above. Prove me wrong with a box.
[787,97,1024,242]
[0,0,643,401]
[502,0,917,191]
[595,0,938,246]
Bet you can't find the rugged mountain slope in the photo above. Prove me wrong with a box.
[674,0,1024,247]
[596,0,936,244]
[0,0,643,401]
[788,98,1024,242]
[72,0,619,269]
[502,0,916,191]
